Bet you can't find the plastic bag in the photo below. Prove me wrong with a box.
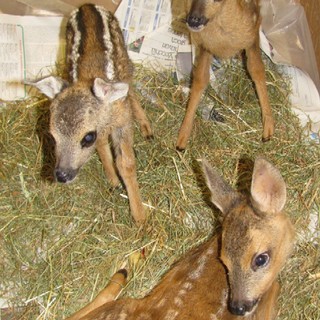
[260,0,320,92]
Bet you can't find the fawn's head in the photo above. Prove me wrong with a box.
[185,0,258,32]
[31,76,129,183]
[186,0,225,31]
[202,157,295,316]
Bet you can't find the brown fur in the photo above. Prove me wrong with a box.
[176,0,274,150]
[30,4,152,224]
[66,157,295,320]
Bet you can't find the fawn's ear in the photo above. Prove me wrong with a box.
[202,159,239,215]
[251,157,286,215]
[26,76,68,99]
[93,78,129,103]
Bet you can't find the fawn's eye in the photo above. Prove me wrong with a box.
[252,252,270,271]
[81,131,97,148]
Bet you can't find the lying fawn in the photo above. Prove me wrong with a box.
[66,157,295,319]
[176,0,275,151]
[30,4,152,224]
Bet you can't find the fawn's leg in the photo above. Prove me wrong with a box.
[176,47,212,151]
[255,281,280,320]
[66,269,127,320]
[246,38,274,142]
[96,137,120,187]
[128,92,153,139]
[112,127,146,224]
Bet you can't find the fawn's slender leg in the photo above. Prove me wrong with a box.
[176,47,212,151]
[96,138,120,187]
[112,127,146,224]
[128,92,153,139]
[245,39,274,142]
[66,269,127,320]
[255,281,280,320]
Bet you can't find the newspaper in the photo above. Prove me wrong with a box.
[0,14,65,101]
[115,0,191,70]
[115,0,173,46]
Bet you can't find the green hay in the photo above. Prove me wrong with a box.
[0,57,319,319]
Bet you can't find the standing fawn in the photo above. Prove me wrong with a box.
[30,4,152,224]
[176,0,275,151]
[67,157,295,319]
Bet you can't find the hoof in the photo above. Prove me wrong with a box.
[146,134,154,140]
[117,269,128,279]
[262,136,271,143]
[176,146,186,152]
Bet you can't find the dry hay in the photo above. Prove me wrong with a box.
[0,56,319,319]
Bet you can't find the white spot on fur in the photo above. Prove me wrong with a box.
[68,8,81,81]
[156,298,166,308]
[174,296,183,307]
[206,246,214,255]
[164,309,179,319]
[188,254,208,280]
[182,282,193,290]
[178,289,187,296]
[253,13,257,24]
[95,5,115,80]
[221,289,228,306]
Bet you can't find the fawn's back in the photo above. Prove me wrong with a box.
[68,157,295,320]
[66,4,132,84]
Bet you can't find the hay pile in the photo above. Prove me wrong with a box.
[0,57,319,319]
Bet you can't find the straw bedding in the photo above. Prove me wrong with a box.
[0,56,319,319]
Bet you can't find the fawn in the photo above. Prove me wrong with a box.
[176,0,275,151]
[66,157,295,319]
[30,4,152,224]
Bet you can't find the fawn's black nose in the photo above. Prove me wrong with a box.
[229,299,258,316]
[54,168,77,183]
[186,14,208,30]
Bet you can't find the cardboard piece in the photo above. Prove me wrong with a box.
[0,0,120,16]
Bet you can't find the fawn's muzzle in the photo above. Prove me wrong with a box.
[186,14,208,31]
[54,168,78,183]
[228,299,258,316]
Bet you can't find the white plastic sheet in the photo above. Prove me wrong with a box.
[260,0,320,92]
